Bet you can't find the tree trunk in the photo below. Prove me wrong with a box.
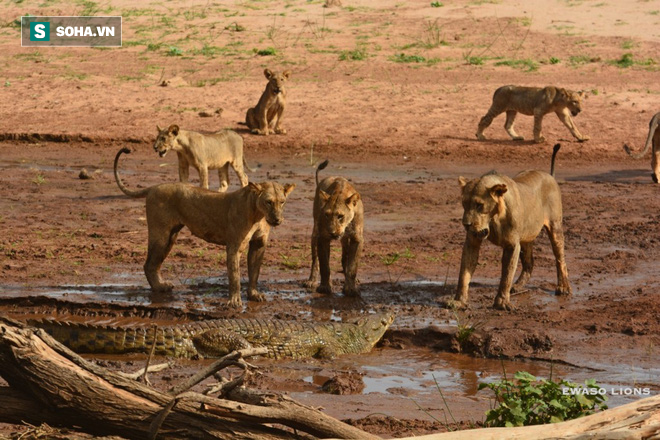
[0,320,377,440]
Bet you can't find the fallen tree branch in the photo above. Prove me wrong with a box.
[0,320,376,440]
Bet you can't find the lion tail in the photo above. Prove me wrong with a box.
[623,112,660,159]
[316,159,329,186]
[550,143,561,177]
[114,148,150,198]
[242,156,256,173]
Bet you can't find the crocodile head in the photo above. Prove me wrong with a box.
[327,312,395,358]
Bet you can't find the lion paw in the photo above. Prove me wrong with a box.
[274,127,287,135]
[342,285,360,297]
[653,174,659,184]
[227,296,243,308]
[152,282,174,293]
[534,136,546,144]
[476,133,486,141]
[578,135,590,142]
[512,135,524,141]
[444,299,467,310]
[302,279,317,290]
[316,284,333,295]
[493,297,514,311]
[248,290,266,302]
[555,285,572,296]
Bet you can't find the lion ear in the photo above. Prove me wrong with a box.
[282,70,291,80]
[248,182,263,194]
[156,125,163,132]
[264,69,273,79]
[283,183,295,197]
[319,190,330,202]
[346,193,361,207]
[458,176,468,189]
[578,90,588,99]
[168,124,179,136]
[489,184,508,198]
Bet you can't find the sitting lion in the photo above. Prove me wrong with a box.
[448,144,571,311]
[624,111,660,183]
[153,125,252,192]
[476,85,590,143]
[245,69,290,136]
[304,160,364,297]
[114,147,295,307]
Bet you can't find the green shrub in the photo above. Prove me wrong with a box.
[479,371,608,427]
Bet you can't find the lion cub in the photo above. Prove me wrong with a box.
[245,69,290,136]
[153,124,251,192]
[449,144,571,311]
[305,160,364,297]
[476,85,590,143]
[114,147,295,307]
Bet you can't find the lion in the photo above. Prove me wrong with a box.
[624,111,660,183]
[245,69,290,136]
[113,147,295,307]
[153,125,252,192]
[304,160,364,297]
[476,85,590,143]
[448,144,571,311]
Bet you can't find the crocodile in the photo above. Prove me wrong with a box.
[28,312,395,360]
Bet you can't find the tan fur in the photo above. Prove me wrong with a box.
[153,125,251,192]
[114,148,294,307]
[245,69,290,136]
[449,144,571,311]
[476,85,590,143]
[624,111,660,183]
[304,160,364,297]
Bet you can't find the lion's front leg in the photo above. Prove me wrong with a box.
[226,246,243,308]
[448,233,482,309]
[341,235,362,297]
[273,104,286,135]
[493,243,520,311]
[177,153,190,183]
[217,164,229,192]
[557,109,589,142]
[653,139,660,183]
[247,235,268,302]
[316,237,333,294]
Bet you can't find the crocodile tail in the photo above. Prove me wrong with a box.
[114,147,150,198]
[315,159,329,186]
[550,143,561,177]
[624,112,660,159]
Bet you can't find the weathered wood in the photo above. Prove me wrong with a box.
[396,394,660,440]
[0,321,376,440]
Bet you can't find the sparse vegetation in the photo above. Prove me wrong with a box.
[495,58,539,72]
[339,45,369,61]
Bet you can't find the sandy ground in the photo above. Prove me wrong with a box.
[1,0,659,437]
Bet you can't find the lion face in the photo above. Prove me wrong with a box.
[264,69,291,96]
[458,176,507,239]
[562,90,586,117]
[319,191,361,239]
[251,182,295,227]
[153,124,180,157]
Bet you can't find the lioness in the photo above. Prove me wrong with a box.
[114,147,295,307]
[153,125,251,192]
[624,111,660,183]
[304,160,363,297]
[476,85,590,143]
[449,144,571,311]
[245,69,290,136]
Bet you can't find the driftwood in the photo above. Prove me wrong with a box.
[399,394,660,440]
[0,320,378,440]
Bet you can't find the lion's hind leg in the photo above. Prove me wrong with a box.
[504,110,524,141]
[144,224,183,292]
[545,221,572,295]
[217,164,229,192]
[652,133,660,183]
[476,105,504,140]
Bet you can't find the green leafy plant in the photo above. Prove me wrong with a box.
[549,56,560,64]
[256,47,277,56]
[390,53,426,63]
[479,371,608,427]
[339,45,368,61]
[430,1,443,6]
[495,58,538,72]
[166,46,183,56]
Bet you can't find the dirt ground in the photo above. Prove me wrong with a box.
[1,0,659,438]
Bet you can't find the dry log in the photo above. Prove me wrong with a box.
[0,320,377,440]
[396,394,660,440]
